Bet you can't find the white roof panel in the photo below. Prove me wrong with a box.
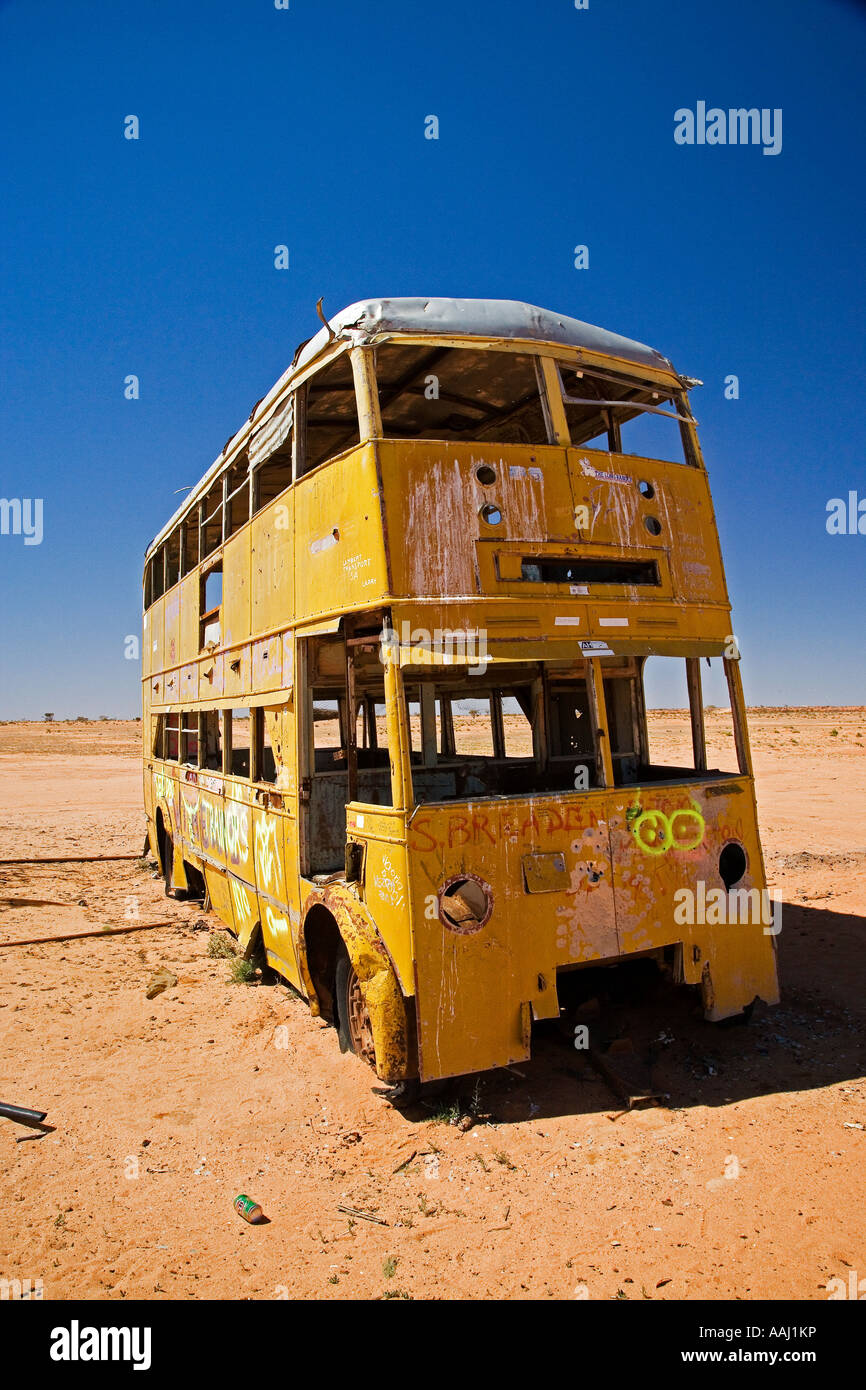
[296,296,673,373]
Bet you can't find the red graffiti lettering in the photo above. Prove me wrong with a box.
[408,816,440,854]
[471,813,497,846]
[448,816,471,848]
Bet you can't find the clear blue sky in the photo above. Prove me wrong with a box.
[1,0,864,717]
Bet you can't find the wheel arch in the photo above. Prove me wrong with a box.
[300,891,417,1083]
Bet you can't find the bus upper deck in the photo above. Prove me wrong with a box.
[143,297,728,694]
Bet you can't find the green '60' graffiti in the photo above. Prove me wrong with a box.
[628,800,706,856]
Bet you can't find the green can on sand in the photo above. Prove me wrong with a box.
[234,1194,266,1224]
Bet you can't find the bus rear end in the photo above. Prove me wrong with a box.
[336,317,780,1083]
[382,653,778,1082]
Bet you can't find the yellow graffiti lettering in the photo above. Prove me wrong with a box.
[255,817,282,895]
[181,793,199,843]
[224,802,249,866]
[154,771,174,806]
[263,902,289,939]
[230,876,252,927]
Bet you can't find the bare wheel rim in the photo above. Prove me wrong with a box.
[346,965,376,1066]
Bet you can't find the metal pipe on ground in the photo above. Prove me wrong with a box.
[0,921,182,949]
[0,854,147,865]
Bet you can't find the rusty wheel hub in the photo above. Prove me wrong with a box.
[346,965,376,1067]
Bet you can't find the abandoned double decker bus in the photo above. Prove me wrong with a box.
[142,297,779,1089]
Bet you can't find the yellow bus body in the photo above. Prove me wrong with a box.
[142,298,779,1085]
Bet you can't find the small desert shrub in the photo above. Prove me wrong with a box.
[228,957,256,984]
[207,933,235,959]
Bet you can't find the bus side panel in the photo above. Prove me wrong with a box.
[380,444,476,599]
[149,595,165,678]
[607,782,743,955]
[142,756,155,844]
[281,811,305,993]
[188,778,233,928]
[205,865,234,930]
[223,527,251,650]
[179,571,199,665]
[379,441,574,601]
[406,803,559,1082]
[142,610,152,680]
[222,782,257,950]
[251,492,293,635]
[360,837,414,993]
[252,800,303,991]
[164,586,181,672]
[566,449,728,608]
[294,446,387,621]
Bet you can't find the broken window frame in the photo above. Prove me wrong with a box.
[437,687,538,765]
[198,710,222,771]
[401,665,609,801]
[637,655,747,783]
[164,528,181,591]
[226,707,252,780]
[249,395,295,514]
[371,342,557,448]
[220,710,231,776]
[199,561,223,650]
[298,643,749,812]
[397,658,747,800]
[251,452,293,517]
[686,655,708,774]
[164,713,180,762]
[724,656,753,777]
[555,361,700,466]
[299,630,401,801]
[250,707,280,786]
[180,713,200,767]
[200,480,224,560]
[225,455,252,537]
[350,346,382,443]
[546,669,602,787]
[145,549,163,608]
[180,517,199,578]
[297,349,363,478]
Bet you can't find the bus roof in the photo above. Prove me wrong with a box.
[296,297,673,374]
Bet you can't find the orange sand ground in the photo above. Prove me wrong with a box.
[0,710,864,1300]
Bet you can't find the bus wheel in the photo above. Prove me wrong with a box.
[335,950,376,1068]
[162,831,174,896]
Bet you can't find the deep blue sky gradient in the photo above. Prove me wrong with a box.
[1,0,864,715]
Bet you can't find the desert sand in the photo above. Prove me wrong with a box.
[1,709,864,1300]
